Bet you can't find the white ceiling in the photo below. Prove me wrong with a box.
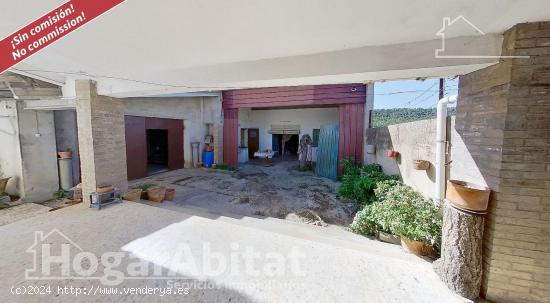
[2,0,549,96]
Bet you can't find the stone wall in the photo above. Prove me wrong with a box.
[458,22,550,303]
[76,80,128,203]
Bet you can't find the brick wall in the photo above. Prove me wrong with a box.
[76,80,128,203]
[457,22,550,303]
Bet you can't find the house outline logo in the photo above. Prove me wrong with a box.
[25,229,84,279]
[435,15,528,59]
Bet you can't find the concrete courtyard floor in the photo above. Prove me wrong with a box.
[0,200,468,303]
[131,160,359,226]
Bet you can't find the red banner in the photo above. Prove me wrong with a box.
[0,0,125,73]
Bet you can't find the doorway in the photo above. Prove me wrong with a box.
[146,129,169,175]
[248,128,259,159]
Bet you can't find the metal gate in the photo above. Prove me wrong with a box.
[315,124,339,180]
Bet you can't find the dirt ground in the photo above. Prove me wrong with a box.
[131,160,359,226]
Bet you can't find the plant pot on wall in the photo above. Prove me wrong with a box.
[386,150,399,158]
[446,180,490,212]
[412,160,430,170]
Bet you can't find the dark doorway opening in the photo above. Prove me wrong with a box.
[272,134,299,159]
[285,134,299,155]
[146,129,169,175]
[247,128,259,159]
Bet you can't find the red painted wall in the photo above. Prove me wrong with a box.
[125,116,184,180]
[222,84,367,171]
[338,103,365,170]
[223,84,366,109]
[223,109,239,167]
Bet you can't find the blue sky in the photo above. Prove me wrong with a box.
[373,77,458,109]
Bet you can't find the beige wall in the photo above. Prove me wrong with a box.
[364,117,486,200]
[123,96,222,167]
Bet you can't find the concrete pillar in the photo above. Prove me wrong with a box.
[457,22,550,303]
[75,80,127,204]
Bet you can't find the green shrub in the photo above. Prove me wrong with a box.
[53,189,67,201]
[136,182,156,191]
[348,204,378,236]
[349,180,442,250]
[337,160,398,205]
[216,164,236,171]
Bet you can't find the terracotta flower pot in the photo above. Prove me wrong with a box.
[96,185,114,194]
[147,186,166,203]
[400,236,426,255]
[386,150,399,158]
[377,231,401,245]
[412,160,430,170]
[164,188,175,201]
[57,150,72,159]
[446,180,490,212]
[122,188,142,202]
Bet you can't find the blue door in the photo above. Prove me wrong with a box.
[315,124,339,180]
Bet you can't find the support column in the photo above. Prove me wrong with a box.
[76,80,127,204]
[457,22,550,303]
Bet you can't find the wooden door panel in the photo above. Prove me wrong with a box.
[125,116,147,180]
[248,128,259,159]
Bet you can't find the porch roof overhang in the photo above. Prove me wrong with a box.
[2,1,550,97]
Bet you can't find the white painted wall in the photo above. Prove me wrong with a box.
[123,96,222,167]
[16,103,59,202]
[238,107,339,156]
[0,100,23,196]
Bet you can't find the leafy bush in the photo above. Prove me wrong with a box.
[349,180,442,250]
[136,182,156,191]
[337,159,398,205]
[216,164,236,171]
[53,189,68,201]
[348,204,378,236]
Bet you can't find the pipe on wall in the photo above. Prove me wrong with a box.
[435,94,457,203]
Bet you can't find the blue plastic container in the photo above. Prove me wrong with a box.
[203,151,214,168]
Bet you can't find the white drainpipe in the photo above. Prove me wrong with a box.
[435,94,458,203]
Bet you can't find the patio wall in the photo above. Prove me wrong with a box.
[123,96,222,167]
[364,117,486,200]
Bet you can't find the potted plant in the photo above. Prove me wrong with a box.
[375,181,442,256]
[146,186,166,203]
[412,160,430,170]
[122,188,142,202]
